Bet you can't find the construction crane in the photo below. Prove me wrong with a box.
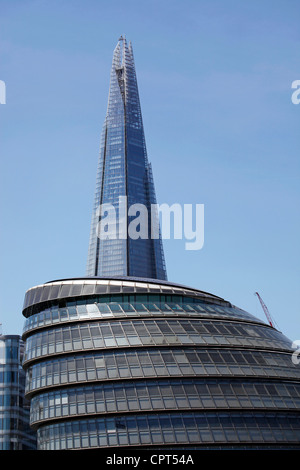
[254,292,277,329]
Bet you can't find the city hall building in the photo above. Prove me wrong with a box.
[22,277,300,449]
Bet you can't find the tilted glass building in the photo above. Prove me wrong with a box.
[21,278,300,449]
[21,38,300,449]
[0,335,37,450]
[86,36,167,281]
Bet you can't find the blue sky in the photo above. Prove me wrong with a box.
[0,0,299,342]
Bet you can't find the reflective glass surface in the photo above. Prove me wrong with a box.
[30,379,300,425]
[23,318,293,362]
[25,348,300,394]
[0,336,36,450]
[86,38,167,280]
[37,411,300,450]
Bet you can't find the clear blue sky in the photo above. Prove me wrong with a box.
[0,0,299,343]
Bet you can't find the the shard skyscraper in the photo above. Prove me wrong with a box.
[86,36,167,280]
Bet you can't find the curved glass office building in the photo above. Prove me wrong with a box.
[22,277,300,450]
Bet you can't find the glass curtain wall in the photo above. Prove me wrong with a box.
[0,335,36,450]
[86,37,167,280]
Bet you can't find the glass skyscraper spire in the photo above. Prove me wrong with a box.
[86,36,167,280]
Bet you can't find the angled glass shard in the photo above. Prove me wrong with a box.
[86,37,167,280]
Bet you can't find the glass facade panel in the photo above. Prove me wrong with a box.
[23,295,282,335]
[23,317,295,363]
[25,347,300,395]
[29,378,300,425]
[36,412,300,450]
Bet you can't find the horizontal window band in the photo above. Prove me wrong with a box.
[36,410,300,450]
[24,347,300,398]
[29,377,300,427]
